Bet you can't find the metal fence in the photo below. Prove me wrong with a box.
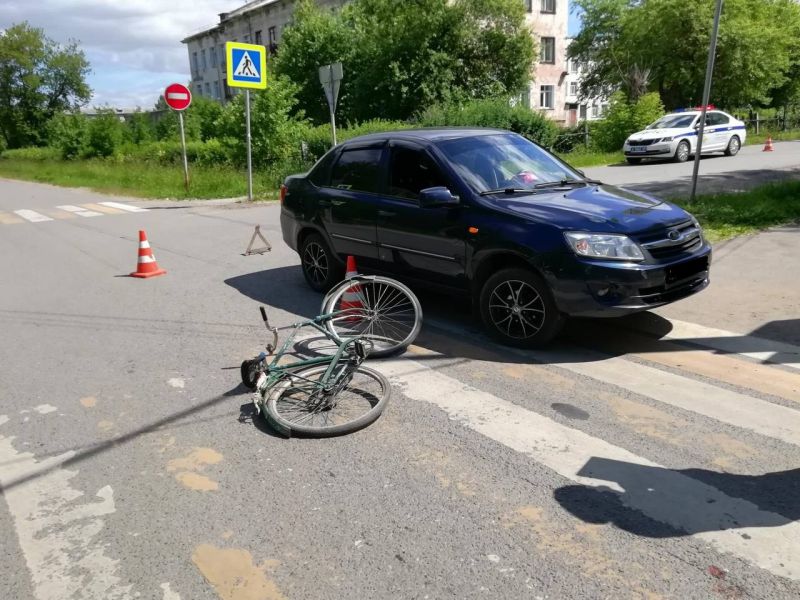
[736,116,800,134]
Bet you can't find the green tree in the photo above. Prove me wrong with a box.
[83,109,125,158]
[0,22,91,148]
[273,0,534,123]
[592,91,665,151]
[570,0,800,109]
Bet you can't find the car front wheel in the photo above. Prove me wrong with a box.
[479,268,564,348]
[673,140,690,163]
[626,157,642,165]
[299,233,344,293]
[724,135,741,156]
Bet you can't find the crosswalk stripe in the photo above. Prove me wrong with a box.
[429,318,800,447]
[13,210,53,223]
[377,355,800,581]
[80,203,124,214]
[579,329,800,404]
[97,201,148,213]
[56,205,102,218]
[647,319,800,372]
[0,212,24,224]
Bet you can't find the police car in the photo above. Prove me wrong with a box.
[623,107,746,164]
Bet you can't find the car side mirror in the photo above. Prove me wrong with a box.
[419,186,459,208]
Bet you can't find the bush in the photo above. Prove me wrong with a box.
[1,146,60,160]
[299,119,412,160]
[83,111,125,158]
[419,98,559,147]
[591,92,665,152]
[47,112,88,159]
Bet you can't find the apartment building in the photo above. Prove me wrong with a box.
[182,0,347,103]
[183,0,577,122]
[563,40,609,125]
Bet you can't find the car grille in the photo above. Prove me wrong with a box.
[629,138,660,146]
[635,219,703,260]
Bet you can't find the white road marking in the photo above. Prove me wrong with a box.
[13,210,53,223]
[430,318,800,447]
[33,404,57,415]
[56,204,102,217]
[98,201,148,213]
[662,319,800,371]
[160,582,182,600]
[167,378,185,389]
[377,358,800,580]
[0,421,133,599]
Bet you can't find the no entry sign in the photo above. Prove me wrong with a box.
[164,83,192,111]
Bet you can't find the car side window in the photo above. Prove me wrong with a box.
[307,150,337,186]
[330,148,382,193]
[388,147,448,200]
[708,112,729,126]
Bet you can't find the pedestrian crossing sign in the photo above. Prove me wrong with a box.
[226,42,267,89]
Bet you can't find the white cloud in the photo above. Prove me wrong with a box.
[0,0,243,106]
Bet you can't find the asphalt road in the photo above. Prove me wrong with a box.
[583,140,800,198]
[1,178,799,600]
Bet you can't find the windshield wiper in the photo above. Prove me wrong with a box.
[533,179,587,189]
[478,188,532,196]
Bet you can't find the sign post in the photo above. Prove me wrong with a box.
[318,63,343,146]
[163,83,192,193]
[226,41,268,201]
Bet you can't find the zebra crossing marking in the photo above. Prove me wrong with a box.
[97,201,148,213]
[377,354,800,581]
[2,202,146,225]
[13,210,53,223]
[56,205,103,218]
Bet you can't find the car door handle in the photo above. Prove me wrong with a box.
[319,199,332,208]
[378,210,396,217]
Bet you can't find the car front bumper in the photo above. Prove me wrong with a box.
[549,244,712,317]
[623,141,675,157]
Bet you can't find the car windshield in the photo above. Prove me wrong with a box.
[646,114,696,130]
[435,133,583,194]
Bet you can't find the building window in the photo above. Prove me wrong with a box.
[210,47,217,68]
[569,82,578,96]
[569,59,579,73]
[268,26,277,55]
[213,81,220,99]
[540,37,555,64]
[541,0,556,13]
[540,85,554,109]
[192,52,198,75]
[591,104,599,118]
[219,46,225,67]
[525,0,533,11]
[255,30,262,45]
[201,49,207,70]
[580,104,587,119]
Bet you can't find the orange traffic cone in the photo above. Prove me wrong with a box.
[763,137,774,152]
[338,256,363,321]
[130,230,166,278]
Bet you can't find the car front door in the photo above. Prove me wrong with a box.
[318,144,384,261]
[707,112,731,150]
[374,142,468,287]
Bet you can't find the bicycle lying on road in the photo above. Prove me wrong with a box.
[241,275,422,437]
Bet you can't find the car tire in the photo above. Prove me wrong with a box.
[673,140,690,163]
[724,135,741,157]
[479,268,564,348]
[299,233,344,293]
[626,157,642,165]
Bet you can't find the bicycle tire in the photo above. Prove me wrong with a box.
[265,364,390,437]
[322,276,423,358]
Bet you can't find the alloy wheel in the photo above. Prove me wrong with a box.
[487,279,546,340]
[302,242,328,286]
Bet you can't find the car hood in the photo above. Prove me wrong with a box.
[488,184,691,234]
[628,128,688,140]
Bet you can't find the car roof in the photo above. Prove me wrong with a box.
[340,127,510,146]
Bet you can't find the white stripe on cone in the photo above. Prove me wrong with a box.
[139,240,151,249]
[138,255,155,264]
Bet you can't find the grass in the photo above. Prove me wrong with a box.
[744,129,800,146]
[556,150,625,168]
[0,158,283,200]
[672,180,800,241]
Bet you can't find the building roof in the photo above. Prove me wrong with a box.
[181,0,284,43]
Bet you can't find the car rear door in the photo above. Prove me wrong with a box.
[318,143,385,260]
[705,112,729,150]
[374,141,468,286]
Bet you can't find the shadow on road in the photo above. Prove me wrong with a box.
[623,167,800,198]
[224,265,800,368]
[554,457,800,537]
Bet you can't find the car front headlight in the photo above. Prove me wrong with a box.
[661,136,673,142]
[564,232,644,261]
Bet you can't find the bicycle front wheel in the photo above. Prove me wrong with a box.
[323,276,422,357]
[266,364,390,437]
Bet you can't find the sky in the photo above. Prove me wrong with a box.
[1,1,583,109]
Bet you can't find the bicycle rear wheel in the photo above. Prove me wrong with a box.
[265,364,390,437]
[322,276,422,357]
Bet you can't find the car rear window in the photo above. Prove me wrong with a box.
[330,148,382,193]
[307,150,337,186]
